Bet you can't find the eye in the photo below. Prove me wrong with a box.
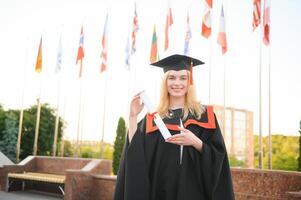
[180,76,188,81]
[168,76,176,80]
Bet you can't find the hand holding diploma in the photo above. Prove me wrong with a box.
[139,91,172,140]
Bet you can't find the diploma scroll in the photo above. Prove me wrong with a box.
[140,91,172,140]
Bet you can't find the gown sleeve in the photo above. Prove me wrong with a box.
[189,112,235,200]
[197,114,235,200]
[114,117,150,200]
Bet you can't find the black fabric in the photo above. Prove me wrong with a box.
[150,54,204,72]
[114,107,235,200]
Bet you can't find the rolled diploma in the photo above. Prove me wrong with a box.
[140,91,172,140]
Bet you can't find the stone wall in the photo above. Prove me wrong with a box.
[91,168,301,200]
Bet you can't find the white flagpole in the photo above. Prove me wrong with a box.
[33,75,42,156]
[75,61,84,157]
[267,43,272,169]
[208,36,213,104]
[267,8,272,169]
[100,73,108,159]
[60,80,68,157]
[258,0,263,169]
[52,74,61,157]
[223,55,226,136]
[16,38,29,162]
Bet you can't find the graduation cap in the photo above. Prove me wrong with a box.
[150,54,204,85]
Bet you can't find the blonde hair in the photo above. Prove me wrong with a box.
[156,70,203,120]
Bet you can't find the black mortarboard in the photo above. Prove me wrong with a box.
[150,54,205,84]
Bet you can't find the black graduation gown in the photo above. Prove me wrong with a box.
[114,105,235,200]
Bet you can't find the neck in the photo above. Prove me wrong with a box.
[169,96,185,109]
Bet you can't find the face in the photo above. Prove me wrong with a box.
[166,70,189,98]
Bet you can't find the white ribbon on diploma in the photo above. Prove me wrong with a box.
[140,91,172,140]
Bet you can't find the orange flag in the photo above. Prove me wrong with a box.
[35,37,42,73]
[202,0,212,38]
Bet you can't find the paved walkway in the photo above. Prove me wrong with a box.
[0,191,62,200]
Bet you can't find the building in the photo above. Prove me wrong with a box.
[213,105,254,168]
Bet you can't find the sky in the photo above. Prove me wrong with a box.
[0,0,300,144]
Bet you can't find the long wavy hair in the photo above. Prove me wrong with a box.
[156,70,203,120]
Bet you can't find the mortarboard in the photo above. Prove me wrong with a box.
[150,54,205,85]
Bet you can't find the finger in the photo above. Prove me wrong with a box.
[178,127,188,133]
[169,134,184,139]
[134,90,145,97]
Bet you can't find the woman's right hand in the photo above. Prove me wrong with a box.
[128,92,144,143]
[129,92,144,118]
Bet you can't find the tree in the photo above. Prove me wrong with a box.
[298,120,301,171]
[19,103,64,160]
[0,111,18,162]
[0,104,6,141]
[113,117,126,175]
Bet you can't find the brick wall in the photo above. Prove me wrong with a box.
[91,168,301,200]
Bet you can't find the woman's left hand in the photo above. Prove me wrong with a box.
[166,127,203,152]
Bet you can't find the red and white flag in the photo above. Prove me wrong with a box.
[217,5,227,55]
[164,6,173,51]
[100,14,108,73]
[76,26,84,77]
[131,3,139,54]
[202,0,212,38]
[252,0,261,31]
[263,0,270,46]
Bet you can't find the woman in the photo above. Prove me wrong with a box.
[114,54,235,200]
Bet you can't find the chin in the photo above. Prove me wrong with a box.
[169,93,186,98]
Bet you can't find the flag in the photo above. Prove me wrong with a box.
[101,14,108,73]
[131,3,139,54]
[263,0,270,45]
[125,34,130,70]
[184,13,192,55]
[150,25,158,63]
[76,26,84,77]
[55,34,62,74]
[164,7,173,51]
[202,0,212,38]
[217,5,227,55]
[252,0,261,31]
[35,37,42,73]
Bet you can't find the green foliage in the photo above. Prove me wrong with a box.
[0,104,6,141]
[57,140,74,157]
[0,111,19,162]
[78,142,113,159]
[229,155,246,167]
[101,143,113,160]
[254,135,299,171]
[113,117,126,175]
[18,103,64,160]
[298,121,301,171]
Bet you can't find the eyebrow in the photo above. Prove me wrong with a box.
[168,74,188,77]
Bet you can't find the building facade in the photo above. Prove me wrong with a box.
[213,105,254,168]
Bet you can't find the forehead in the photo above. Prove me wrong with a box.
[167,70,188,76]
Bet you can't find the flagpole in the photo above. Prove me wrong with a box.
[100,73,108,159]
[75,60,84,157]
[52,74,61,157]
[267,17,272,169]
[208,36,213,104]
[16,39,29,162]
[258,0,263,169]
[223,55,226,136]
[60,81,68,157]
[267,43,271,169]
[33,75,42,156]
